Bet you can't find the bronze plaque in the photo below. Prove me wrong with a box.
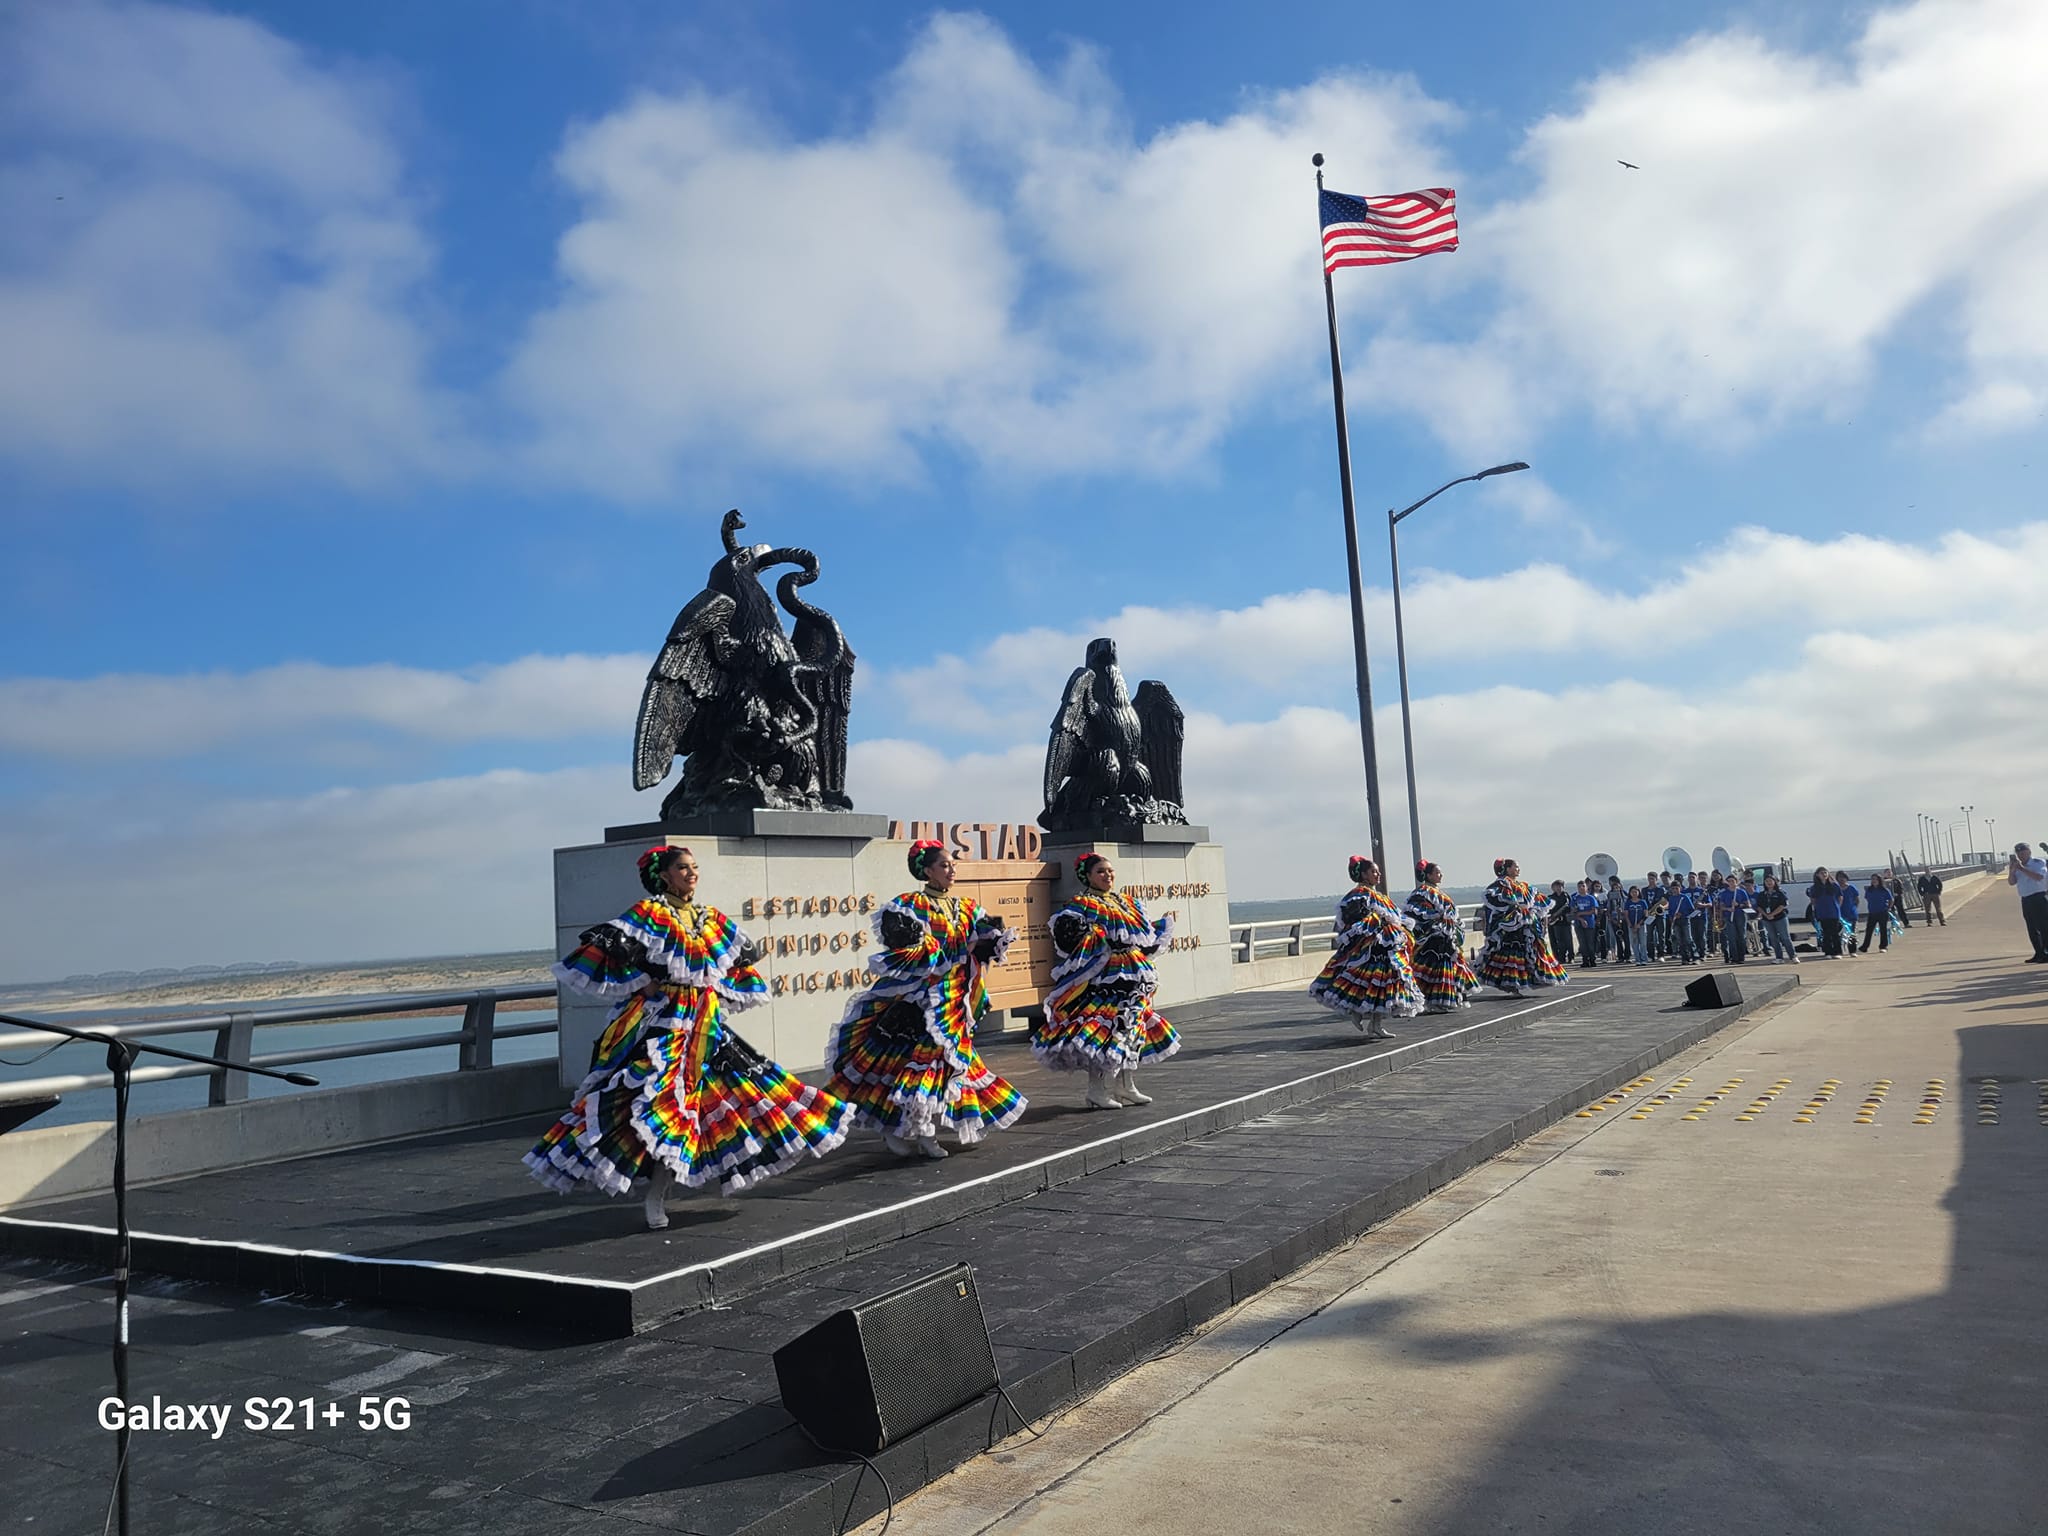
[954,859,1059,1010]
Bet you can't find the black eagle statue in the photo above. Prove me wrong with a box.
[1039,637,1189,833]
[631,510,857,821]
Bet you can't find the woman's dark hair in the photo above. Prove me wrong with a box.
[1348,854,1376,884]
[1075,852,1109,881]
[907,839,945,880]
[637,844,693,895]
[1492,857,1513,877]
[1416,859,1441,884]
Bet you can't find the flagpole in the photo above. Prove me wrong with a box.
[1313,153,1388,891]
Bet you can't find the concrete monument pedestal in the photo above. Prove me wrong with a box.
[553,820,1232,1089]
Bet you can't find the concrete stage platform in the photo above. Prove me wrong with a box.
[3,978,1630,1335]
[1,963,1799,1536]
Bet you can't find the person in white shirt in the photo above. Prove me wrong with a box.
[2007,843,2048,963]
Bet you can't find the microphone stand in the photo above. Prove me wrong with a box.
[0,1011,318,1536]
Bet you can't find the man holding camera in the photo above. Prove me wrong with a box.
[2008,844,2048,963]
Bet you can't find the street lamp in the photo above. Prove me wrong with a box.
[1389,461,1531,874]
[1961,804,1976,860]
[1949,823,1964,864]
[1986,817,1996,860]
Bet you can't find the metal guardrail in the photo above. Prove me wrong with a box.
[0,984,558,1106]
[1230,905,1485,963]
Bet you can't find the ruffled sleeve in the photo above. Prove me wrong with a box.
[864,896,956,982]
[554,899,765,1007]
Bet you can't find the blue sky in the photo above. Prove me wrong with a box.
[2,0,2044,981]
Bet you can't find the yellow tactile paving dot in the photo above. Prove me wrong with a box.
[1574,1074,1659,1118]
[1912,1078,1944,1126]
[1603,1074,2047,1130]
[1791,1079,1840,1125]
[1681,1077,1744,1121]
[1975,1077,2002,1126]
[1629,1075,1692,1120]
[1733,1077,1794,1122]
[1854,1079,1891,1125]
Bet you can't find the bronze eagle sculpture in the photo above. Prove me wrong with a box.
[1039,637,1188,832]
[632,510,856,821]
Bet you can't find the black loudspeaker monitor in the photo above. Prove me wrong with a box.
[1684,972,1743,1009]
[773,1262,998,1453]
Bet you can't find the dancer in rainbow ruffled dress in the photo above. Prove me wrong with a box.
[525,844,854,1229]
[1474,856,1570,997]
[1309,855,1423,1038]
[824,840,1026,1160]
[1404,859,1479,1014]
[1036,852,1180,1111]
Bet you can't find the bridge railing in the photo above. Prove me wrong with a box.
[1230,904,1486,963]
[0,984,558,1107]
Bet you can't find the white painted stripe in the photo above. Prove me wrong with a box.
[622,985,1608,1289]
[324,1349,446,1394]
[0,1218,634,1291]
[0,987,1607,1299]
[0,1275,107,1309]
[297,1324,349,1338]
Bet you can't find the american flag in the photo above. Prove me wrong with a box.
[1320,187,1458,274]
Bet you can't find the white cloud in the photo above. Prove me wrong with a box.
[0,766,641,980]
[0,0,463,487]
[504,12,1458,495]
[1373,0,2048,451]
[876,523,2048,730]
[0,654,644,757]
[1029,615,2047,900]
[8,608,2033,981]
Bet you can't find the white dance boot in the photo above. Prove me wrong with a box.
[883,1132,917,1158]
[643,1169,674,1230]
[916,1135,949,1160]
[1113,1066,1152,1105]
[1085,1066,1122,1110]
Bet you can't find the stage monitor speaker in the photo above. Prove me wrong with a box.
[1684,972,1743,1009]
[0,1095,60,1136]
[773,1262,997,1454]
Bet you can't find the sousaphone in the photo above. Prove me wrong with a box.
[1662,846,1693,877]
[1711,845,1734,877]
[1585,852,1620,883]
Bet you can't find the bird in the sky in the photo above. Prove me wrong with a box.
[1618,160,1639,169]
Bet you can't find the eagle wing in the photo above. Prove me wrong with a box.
[632,589,736,792]
[1042,665,1094,808]
[1133,679,1185,808]
[790,607,856,807]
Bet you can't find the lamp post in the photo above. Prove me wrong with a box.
[1917,814,1929,866]
[1986,817,1996,862]
[1948,823,1964,864]
[1389,461,1530,874]
[1961,804,1976,860]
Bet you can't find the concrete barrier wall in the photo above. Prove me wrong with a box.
[0,1059,562,1211]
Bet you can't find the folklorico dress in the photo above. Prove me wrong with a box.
[1475,877,1570,994]
[525,897,854,1196]
[1404,884,1478,1012]
[1309,884,1424,1028]
[1036,891,1180,1074]
[824,890,1027,1144]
